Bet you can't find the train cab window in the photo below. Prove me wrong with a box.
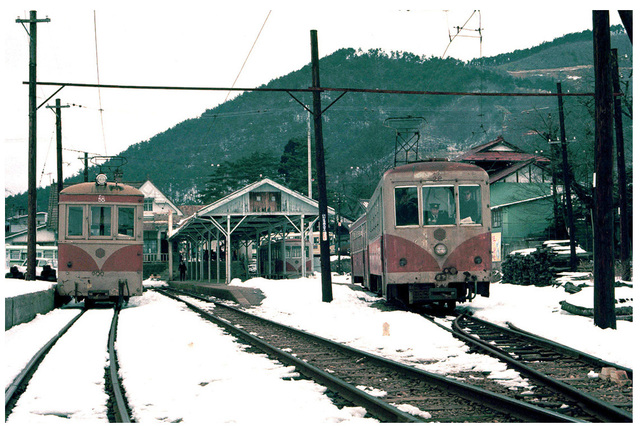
[67,206,84,236]
[90,206,112,237]
[395,187,419,227]
[459,185,481,224]
[423,186,455,226]
[118,207,135,237]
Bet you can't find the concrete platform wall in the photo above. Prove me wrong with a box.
[5,288,55,331]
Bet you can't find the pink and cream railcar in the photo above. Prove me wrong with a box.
[350,161,491,310]
[56,174,144,307]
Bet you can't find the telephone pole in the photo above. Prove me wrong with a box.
[611,49,630,281]
[16,11,50,281]
[47,99,70,195]
[592,11,616,329]
[310,30,332,302]
[556,82,577,271]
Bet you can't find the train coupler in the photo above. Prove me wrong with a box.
[463,271,478,301]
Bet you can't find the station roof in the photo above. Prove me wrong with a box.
[169,178,335,245]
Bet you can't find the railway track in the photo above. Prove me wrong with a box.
[5,307,132,423]
[427,312,633,423]
[156,287,582,423]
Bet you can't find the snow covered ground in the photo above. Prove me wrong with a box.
[3,273,635,423]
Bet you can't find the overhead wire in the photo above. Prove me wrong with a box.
[93,10,108,156]
[199,10,272,149]
[224,11,272,103]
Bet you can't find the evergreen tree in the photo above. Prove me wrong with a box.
[278,137,314,195]
[199,151,279,204]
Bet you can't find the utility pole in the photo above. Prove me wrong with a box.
[307,109,313,199]
[592,11,616,329]
[47,99,70,195]
[310,30,332,303]
[16,11,50,281]
[555,82,577,271]
[611,49,630,281]
[84,152,89,182]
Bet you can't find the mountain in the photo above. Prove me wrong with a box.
[5,26,632,219]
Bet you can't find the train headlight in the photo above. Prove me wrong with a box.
[399,258,407,267]
[474,256,483,264]
[434,243,448,256]
[96,173,108,186]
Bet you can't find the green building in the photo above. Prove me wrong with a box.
[456,136,555,265]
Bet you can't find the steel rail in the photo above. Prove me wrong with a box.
[504,321,633,378]
[107,308,131,423]
[156,288,420,423]
[156,287,583,423]
[450,314,632,423]
[5,309,86,416]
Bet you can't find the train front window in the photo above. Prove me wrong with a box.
[395,186,419,227]
[423,186,455,226]
[90,206,112,236]
[118,207,135,237]
[67,206,84,236]
[459,185,481,224]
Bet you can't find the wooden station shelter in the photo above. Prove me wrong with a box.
[168,178,334,283]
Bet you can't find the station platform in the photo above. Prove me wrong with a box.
[166,281,265,307]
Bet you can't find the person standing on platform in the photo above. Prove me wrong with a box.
[179,259,187,281]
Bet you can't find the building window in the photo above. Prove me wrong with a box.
[144,198,154,212]
[492,209,503,228]
[143,231,157,254]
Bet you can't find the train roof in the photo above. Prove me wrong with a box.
[383,161,488,179]
[390,160,485,174]
[60,182,144,196]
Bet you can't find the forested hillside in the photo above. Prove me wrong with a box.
[6,26,632,219]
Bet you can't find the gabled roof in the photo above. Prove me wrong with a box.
[171,178,334,243]
[197,178,325,217]
[5,225,56,245]
[488,158,551,184]
[456,136,550,164]
[138,180,184,216]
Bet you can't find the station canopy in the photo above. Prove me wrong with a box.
[169,178,334,280]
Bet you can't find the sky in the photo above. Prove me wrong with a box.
[4,273,634,423]
[1,1,631,197]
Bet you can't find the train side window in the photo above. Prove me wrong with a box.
[423,186,455,225]
[90,206,112,237]
[118,207,135,238]
[68,206,84,236]
[395,186,419,227]
[459,185,481,224]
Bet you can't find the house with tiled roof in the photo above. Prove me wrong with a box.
[456,136,555,262]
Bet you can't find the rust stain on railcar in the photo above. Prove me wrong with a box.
[384,234,440,273]
[444,232,492,273]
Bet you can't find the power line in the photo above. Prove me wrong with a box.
[93,10,108,155]
[225,11,271,102]
[29,81,596,97]
[200,11,272,151]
